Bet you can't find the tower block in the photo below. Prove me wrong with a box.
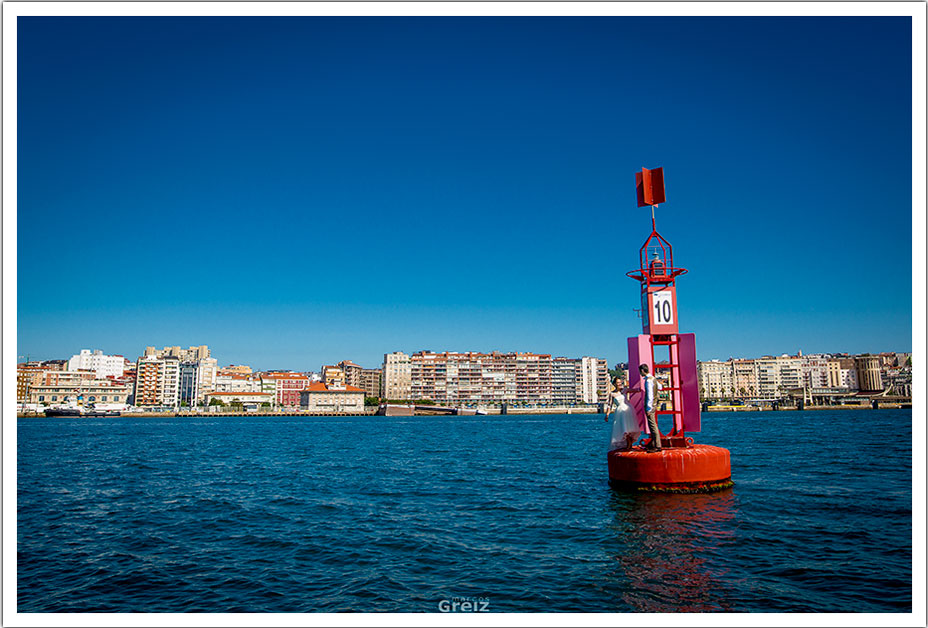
[607,167,733,493]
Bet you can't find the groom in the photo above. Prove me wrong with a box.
[628,364,663,452]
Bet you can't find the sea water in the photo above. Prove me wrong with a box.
[17,409,911,612]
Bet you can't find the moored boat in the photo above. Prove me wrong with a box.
[44,399,122,417]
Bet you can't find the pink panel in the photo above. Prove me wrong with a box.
[677,333,701,432]
[669,340,684,432]
[626,335,654,433]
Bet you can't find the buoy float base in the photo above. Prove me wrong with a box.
[607,443,732,494]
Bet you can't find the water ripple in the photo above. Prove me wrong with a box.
[18,410,911,612]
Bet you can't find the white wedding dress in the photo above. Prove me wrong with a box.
[609,391,641,451]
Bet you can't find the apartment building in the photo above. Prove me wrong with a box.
[214,372,263,394]
[17,361,68,403]
[67,349,127,379]
[800,355,830,389]
[777,355,803,392]
[697,360,734,399]
[825,358,856,390]
[578,356,608,404]
[174,357,219,406]
[259,371,311,407]
[383,351,412,400]
[732,359,758,398]
[134,356,181,407]
[359,368,382,398]
[855,355,883,392]
[552,357,579,405]
[754,357,783,399]
[400,351,604,405]
[336,361,363,388]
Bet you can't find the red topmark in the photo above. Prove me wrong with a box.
[635,166,666,207]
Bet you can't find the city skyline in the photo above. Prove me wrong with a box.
[17,341,913,373]
[15,16,916,371]
[18,345,911,411]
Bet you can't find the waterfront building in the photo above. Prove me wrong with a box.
[755,357,780,399]
[178,359,216,407]
[826,359,842,388]
[299,383,365,413]
[412,351,501,404]
[578,356,607,404]
[134,356,181,407]
[854,355,883,392]
[259,372,311,408]
[197,358,218,401]
[800,355,830,390]
[30,378,131,406]
[67,349,127,379]
[478,352,517,401]
[552,357,579,405]
[214,372,262,394]
[697,360,734,400]
[887,370,912,397]
[359,368,383,399]
[179,361,198,407]
[732,359,758,399]
[516,352,554,403]
[777,355,803,393]
[838,358,859,391]
[398,350,606,405]
[383,351,412,400]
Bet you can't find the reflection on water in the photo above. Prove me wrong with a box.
[604,489,738,612]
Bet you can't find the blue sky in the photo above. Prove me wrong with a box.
[16,16,913,371]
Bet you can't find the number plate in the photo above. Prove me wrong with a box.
[644,286,678,334]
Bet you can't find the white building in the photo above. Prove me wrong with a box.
[197,357,218,399]
[552,357,579,404]
[755,358,780,399]
[800,355,830,389]
[214,372,263,394]
[579,356,607,404]
[382,351,412,400]
[777,355,803,392]
[300,383,365,413]
[697,360,734,400]
[68,349,126,379]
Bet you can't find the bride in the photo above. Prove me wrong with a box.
[605,376,640,451]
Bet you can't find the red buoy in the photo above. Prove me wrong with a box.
[608,167,732,493]
[608,444,732,493]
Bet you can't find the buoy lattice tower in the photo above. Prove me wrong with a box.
[607,167,733,493]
